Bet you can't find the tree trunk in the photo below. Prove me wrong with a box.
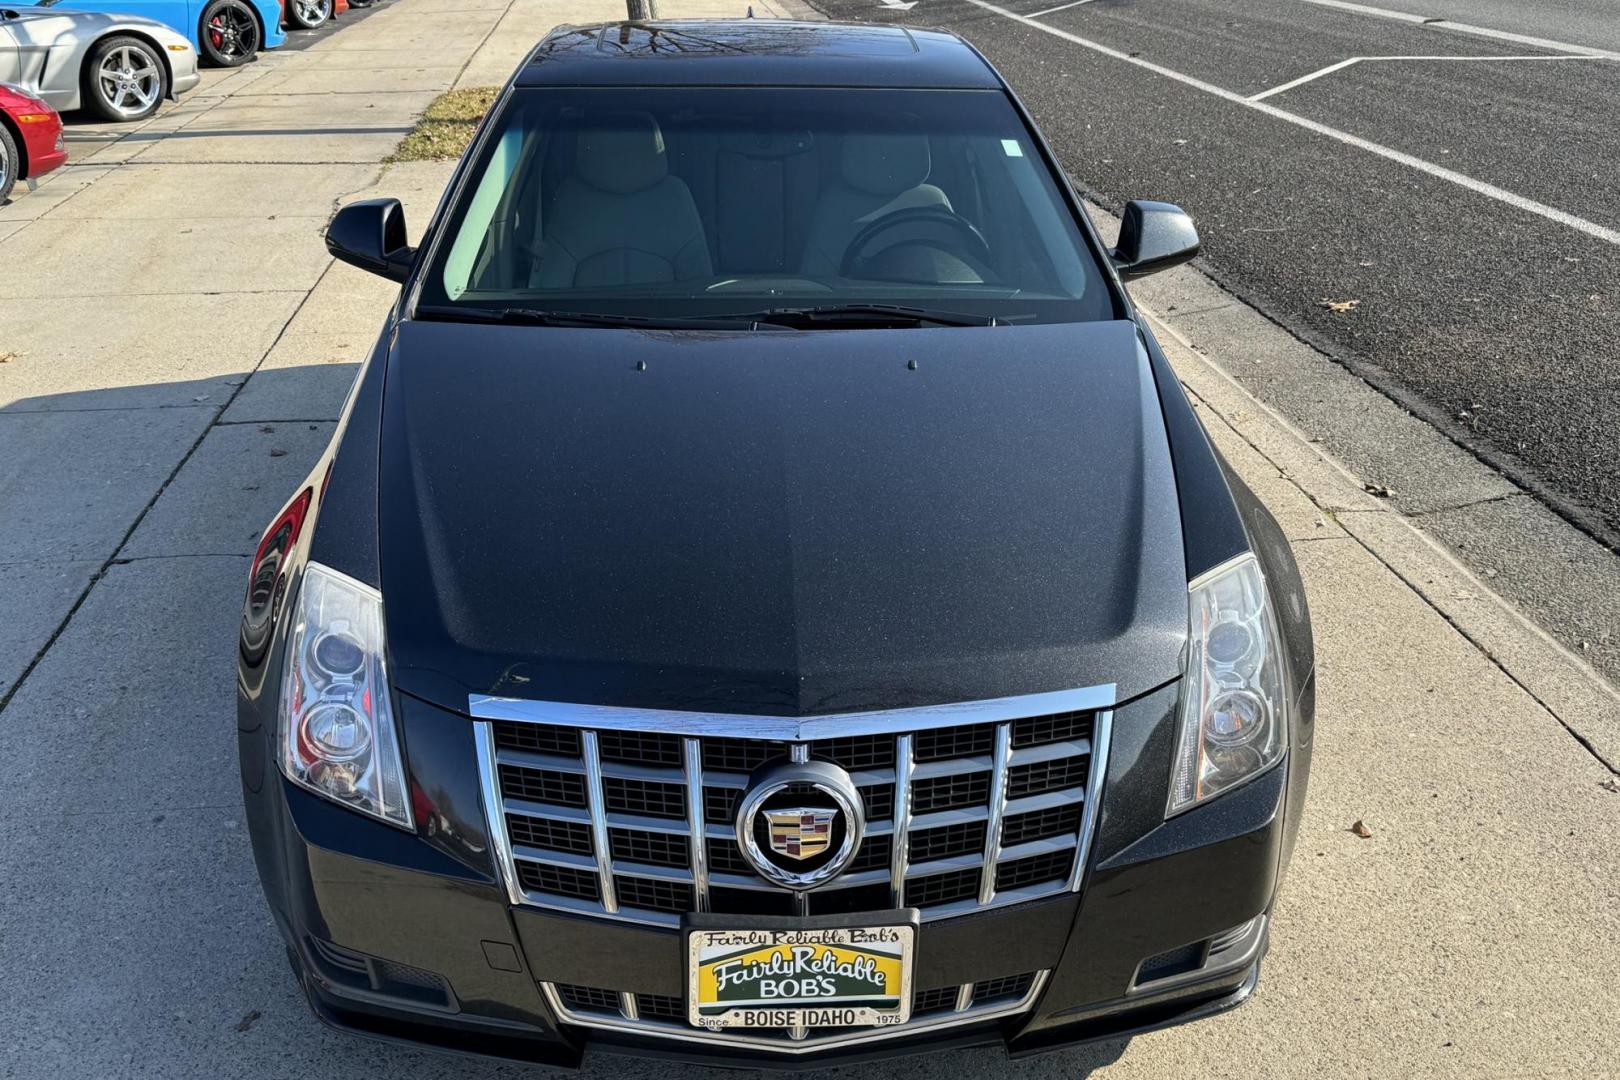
[625,0,657,18]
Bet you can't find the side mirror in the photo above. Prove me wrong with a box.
[1110,200,1199,280]
[326,198,414,282]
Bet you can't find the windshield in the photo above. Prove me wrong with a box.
[418,87,1117,326]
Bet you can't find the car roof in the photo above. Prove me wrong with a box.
[517,20,1004,89]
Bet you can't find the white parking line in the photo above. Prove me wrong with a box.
[1291,0,1620,61]
[1023,0,1097,18]
[1248,53,1604,102]
[967,0,1620,248]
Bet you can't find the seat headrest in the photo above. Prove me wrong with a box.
[840,132,931,196]
[575,113,669,195]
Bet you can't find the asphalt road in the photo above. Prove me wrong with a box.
[813,0,1620,548]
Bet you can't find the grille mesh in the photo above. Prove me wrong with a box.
[911,772,990,814]
[1006,757,1087,799]
[1011,710,1091,748]
[494,721,580,756]
[635,993,685,1021]
[615,875,694,913]
[912,986,959,1014]
[507,814,592,854]
[1000,803,1083,847]
[994,849,1072,892]
[908,821,988,863]
[906,867,980,908]
[598,730,682,767]
[914,724,994,762]
[609,829,689,868]
[811,734,895,770]
[860,784,894,820]
[556,983,620,1013]
[603,776,686,819]
[972,972,1036,1003]
[500,765,586,807]
[517,861,600,900]
[704,786,739,824]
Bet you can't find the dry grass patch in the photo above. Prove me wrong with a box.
[389,87,499,162]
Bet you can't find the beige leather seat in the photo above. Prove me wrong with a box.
[533,113,713,288]
[798,132,952,277]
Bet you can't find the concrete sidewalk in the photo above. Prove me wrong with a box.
[1,1,1617,1077]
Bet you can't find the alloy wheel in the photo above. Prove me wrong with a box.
[98,45,163,119]
[292,0,331,27]
[207,4,261,62]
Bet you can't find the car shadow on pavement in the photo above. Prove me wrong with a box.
[0,364,1130,1079]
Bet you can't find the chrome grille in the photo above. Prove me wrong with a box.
[472,687,1114,929]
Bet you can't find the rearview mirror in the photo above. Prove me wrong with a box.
[326,198,414,282]
[1110,200,1199,280]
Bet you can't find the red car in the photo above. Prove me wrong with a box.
[0,83,67,206]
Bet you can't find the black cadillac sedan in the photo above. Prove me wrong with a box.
[237,19,1314,1068]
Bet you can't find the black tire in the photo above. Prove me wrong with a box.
[82,35,168,123]
[0,123,18,205]
[198,0,262,67]
[285,0,333,29]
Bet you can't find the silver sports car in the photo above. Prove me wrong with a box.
[0,7,200,122]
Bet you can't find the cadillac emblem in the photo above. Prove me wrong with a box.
[766,808,836,861]
[735,759,865,890]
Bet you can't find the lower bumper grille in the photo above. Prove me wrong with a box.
[546,970,1047,1052]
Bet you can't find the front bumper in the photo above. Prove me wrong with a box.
[241,684,1294,1068]
[170,49,201,99]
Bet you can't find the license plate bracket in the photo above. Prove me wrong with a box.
[684,910,919,1031]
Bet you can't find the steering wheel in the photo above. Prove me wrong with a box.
[839,207,995,282]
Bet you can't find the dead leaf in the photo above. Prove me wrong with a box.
[1319,299,1361,313]
[1349,819,1373,839]
[1363,482,1397,498]
[1600,779,1620,794]
[269,448,287,458]
[259,425,275,434]
[235,1009,261,1033]
[0,351,15,363]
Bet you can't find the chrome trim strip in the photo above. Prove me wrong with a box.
[470,684,1117,738]
[978,722,1011,905]
[682,738,710,913]
[580,731,619,914]
[889,733,914,906]
[474,722,525,906]
[620,992,639,1021]
[540,970,1051,1055]
[954,983,974,1012]
[1067,709,1113,892]
[1006,737,1091,765]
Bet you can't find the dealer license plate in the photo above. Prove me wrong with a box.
[686,918,916,1031]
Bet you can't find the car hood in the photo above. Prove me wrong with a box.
[378,318,1188,717]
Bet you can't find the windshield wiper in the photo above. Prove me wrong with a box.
[739,303,1000,329]
[414,304,770,330]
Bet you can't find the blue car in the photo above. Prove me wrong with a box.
[26,0,285,67]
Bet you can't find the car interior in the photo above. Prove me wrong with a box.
[437,89,1105,315]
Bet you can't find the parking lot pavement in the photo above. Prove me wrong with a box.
[1,2,1617,1078]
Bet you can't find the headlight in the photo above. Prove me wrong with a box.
[1167,553,1287,816]
[278,562,413,829]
